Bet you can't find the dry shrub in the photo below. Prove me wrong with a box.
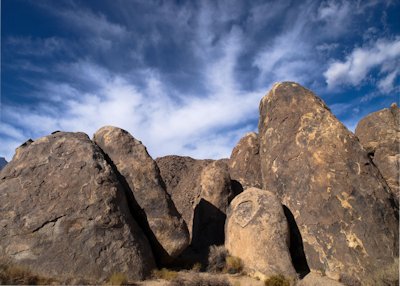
[191,262,202,272]
[264,274,291,286]
[107,272,128,285]
[207,245,228,273]
[152,268,179,281]
[169,275,231,286]
[0,262,53,285]
[224,256,243,274]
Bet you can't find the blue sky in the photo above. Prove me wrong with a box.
[1,0,400,161]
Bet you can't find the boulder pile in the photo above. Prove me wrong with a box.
[0,82,398,285]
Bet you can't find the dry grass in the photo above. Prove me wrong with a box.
[208,245,228,273]
[224,256,243,274]
[169,274,232,286]
[152,268,179,281]
[107,272,128,285]
[0,262,54,285]
[264,274,291,286]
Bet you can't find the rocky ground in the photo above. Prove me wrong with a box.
[0,82,398,285]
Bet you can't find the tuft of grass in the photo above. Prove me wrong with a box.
[169,275,232,286]
[207,245,228,273]
[224,256,243,274]
[0,262,53,285]
[191,262,202,272]
[152,268,179,281]
[107,272,128,285]
[264,274,291,286]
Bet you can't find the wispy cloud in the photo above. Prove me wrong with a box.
[324,37,400,90]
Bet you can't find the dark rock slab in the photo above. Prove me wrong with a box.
[0,132,155,282]
[258,82,398,284]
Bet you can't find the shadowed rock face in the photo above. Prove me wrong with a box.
[155,155,214,240]
[93,126,189,263]
[225,188,297,280]
[0,132,155,282]
[228,132,262,189]
[355,103,400,199]
[191,161,233,250]
[258,82,399,283]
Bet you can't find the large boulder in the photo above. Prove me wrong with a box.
[228,132,262,189]
[258,82,399,283]
[93,126,189,263]
[155,155,213,240]
[225,187,297,280]
[355,103,400,199]
[191,160,234,250]
[0,132,155,282]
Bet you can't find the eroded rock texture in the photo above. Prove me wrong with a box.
[355,103,400,199]
[93,126,189,262]
[258,82,399,283]
[225,187,297,279]
[228,132,262,189]
[0,132,155,282]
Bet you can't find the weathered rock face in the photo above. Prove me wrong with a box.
[0,157,7,170]
[155,155,213,240]
[355,103,400,199]
[0,132,155,282]
[228,132,262,189]
[225,188,297,279]
[93,126,189,263]
[258,82,399,283]
[191,161,234,250]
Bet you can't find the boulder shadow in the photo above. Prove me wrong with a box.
[283,205,310,278]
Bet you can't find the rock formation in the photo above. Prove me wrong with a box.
[191,160,233,250]
[93,126,189,263]
[155,155,213,240]
[225,187,297,280]
[228,132,262,189]
[258,82,399,283]
[0,157,7,170]
[0,132,155,282]
[355,103,400,199]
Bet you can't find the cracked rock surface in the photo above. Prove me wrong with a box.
[258,82,398,284]
[0,132,155,282]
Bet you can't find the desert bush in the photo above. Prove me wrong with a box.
[207,245,228,273]
[224,256,243,274]
[191,262,202,272]
[152,268,179,281]
[264,274,291,286]
[0,262,53,285]
[107,272,128,285]
[169,275,232,286]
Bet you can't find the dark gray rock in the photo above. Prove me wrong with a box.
[0,157,7,170]
[0,132,155,283]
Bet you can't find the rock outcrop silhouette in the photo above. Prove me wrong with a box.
[258,82,398,284]
[0,132,155,282]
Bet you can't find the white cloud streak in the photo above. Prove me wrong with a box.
[324,38,400,90]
